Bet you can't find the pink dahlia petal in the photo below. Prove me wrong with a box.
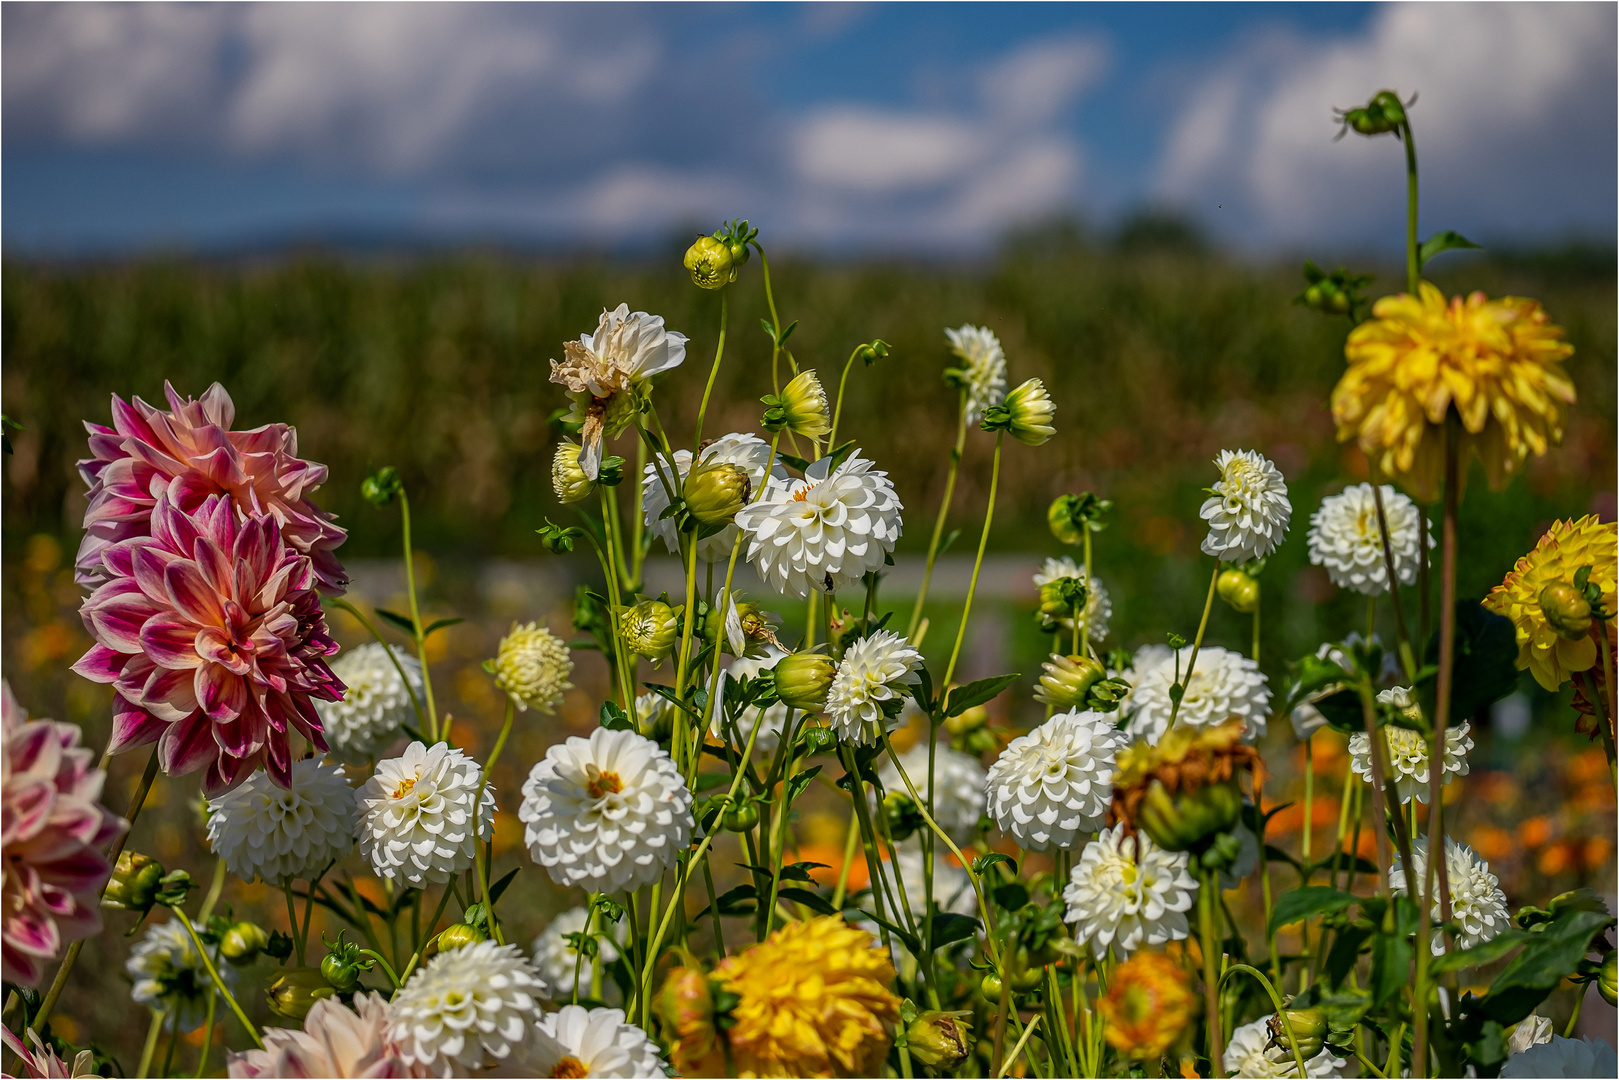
[165,559,227,627]
[141,665,201,722]
[139,616,203,669]
[107,696,165,755]
[158,712,219,777]
[197,665,249,723]
[70,643,125,684]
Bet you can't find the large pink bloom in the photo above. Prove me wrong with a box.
[1,683,126,987]
[76,381,347,595]
[73,495,343,794]
[227,992,415,1078]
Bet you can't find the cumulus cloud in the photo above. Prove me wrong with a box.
[1153,2,1617,251]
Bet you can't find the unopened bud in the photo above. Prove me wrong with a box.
[773,653,836,712]
[685,459,751,526]
[433,922,487,954]
[765,370,832,438]
[907,1011,973,1070]
[984,378,1055,445]
[1540,582,1594,640]
[552,442,595,505]
[621,599,681,663]
[1217,569,1261,614]
[1038,579,1087,627]
[1139,779,1243,852]
[684,235,735,290]
[721,800,760,832]
[882,792,922,843]
[1601,952,1617,1008]
[103,851,165,916]
[1267,1008,1329,1061]
[220,922,268,965]
[1035,653,1105,710]
[267,967,337,1020]
[360,466,403,507]
[1085,676,1132,713]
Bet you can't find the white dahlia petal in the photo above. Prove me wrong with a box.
[387,941,547,1077]
[530,906,627,1003]
[1350,701,1471,804]
[879,744,986,844]
[944,324,1008,425]
[519,1004,669,1078]
[985,711,1126,851]
[1306,483,1433,596]
[1224,1015,1347,1077]
[716,655,792,755]
[642,432,788,562]
[826,630,923,744]
[519,728,694,893]
[1032,557,1113,640]
[1200,449,1292,563]
[735,449,903,600]
[1390,838,1509,954]
[316,643,423,762]
[127,919,239,1032]
[1126,645,1271,744]
[206,757,355,884]
[356,742,495,887]
[1063,824,1198,958]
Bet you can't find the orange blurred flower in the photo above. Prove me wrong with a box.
[1520,816,1554,849]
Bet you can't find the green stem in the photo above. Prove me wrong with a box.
[1220,964,1309,1079]
[192,990,217,1079]
[598,486,636,713]
[943,431,1003,689]
[753,242,787,397]
[173,908,263,1049]
[1081,527,1094,657]
[473,700,514,945]
[630,438,649,588]
[692,287,730,450]
[285,881,306,966]
[398,490,440,743]
[198,857,227,921]
[907,395,969,642]
[395,887,455,991]
[330,599,428,730]
[1369,478,1419,681]
[137,1009,165,1080]
[1200,869,1226,1077]
[826,344,866,449]
[1169,566,1223,730]
[1402,116,1421,295]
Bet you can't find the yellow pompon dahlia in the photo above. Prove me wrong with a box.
[716,916,900,1078]
[1097,950,1196,1060]
[1333,282,1575,500]
[1483,516,1616,691]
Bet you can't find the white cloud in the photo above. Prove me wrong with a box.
[979,37,1111,125]
[792,109,982,194]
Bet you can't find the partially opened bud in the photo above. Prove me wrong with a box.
[621,599,681,663]
[1138,778,1243,852]
[103,851,165,916]
[1268,1008,1329,1061]
[1601,951,1617,1008]
[686,459,751,526]
[221,922,268,965]
[1035,654,1105,710]
[773,652,836,712]
[1217,569,1261,614]
[684,235,735,290]
[766,370,833,438]
[984,378,1056,445]
[1540,582,1594,639]
[552,442,595,504]
[433,922,487,953]
[267,968,337,1020]
[907,1012,972,1070]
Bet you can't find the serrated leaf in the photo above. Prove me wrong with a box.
[1481,909,1615,1025]
[777,887,838,916]
[1431,929,1531,975]
[930,912,982,949]
[1418,230,1481,268]
[1269,886,1359,937]
[374,608,416,635]
[945,674,1020,717]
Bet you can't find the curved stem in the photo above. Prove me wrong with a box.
[359,948,401,989]
[908,396,970,642]
[753,242,786,397]
[1199,870,1226,1077]
[597,486,637,713]
[173,908,263,1049]
[1220,964,1309,1078]
[398,490,439,742]
[944,431,1003,689]
[1402,118,1421,294]
[329,599,428,730]
[692,287,730,450]
[136,1009,165,1079]
[192,990,217,1079]
[1169,566,1223,729]
[826,344,865,449]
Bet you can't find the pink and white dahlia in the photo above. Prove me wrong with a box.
[228,992,410,1078]
[73,495,343,795]
[76,382,346,594]
[1,683,126,987]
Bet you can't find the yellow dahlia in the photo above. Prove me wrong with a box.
[1484,516,1616,691]
[1097,950,1196,1060]
[716,916,899,1078]
[1332,282,1574,500]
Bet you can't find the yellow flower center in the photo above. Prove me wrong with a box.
[587,771,623,799]
[550,1055,589,1078]
[391,775,417,800]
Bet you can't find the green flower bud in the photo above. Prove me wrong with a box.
[1217,569,1261,614]
[1138,779,1243,852]
[907,1012,973,1070]
[1037,578,1087,627]
[983,378,1055,445]
[882,792,922,843]
[1540,582,1594,640]
[220,922,269,965]
[1267,1008,1329,1061]
[267,968,337,1020]
[319,949,363,990]
[360,466,403,507]
[1601,951,1617,1008]
[433,922,488,954]
[685,459,751,526]
[764,370,832,438]
[721,800,761,832]
[103,851,165,916]
[773,652,836,712]
[620,599,681,663]
[1085,676,1132,713]
[1047,493,1110,545]
[552,442,595,505]
[684,235,735,290]
[1035,654,1105,710]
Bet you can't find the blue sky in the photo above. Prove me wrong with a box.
[3,2,1613,257]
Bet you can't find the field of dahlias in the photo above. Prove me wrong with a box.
[2,90,1617,1080]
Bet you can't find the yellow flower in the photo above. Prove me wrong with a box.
[716,916,899,1078]
[491,621,573,712]
[1332,282,1574,500]
[1483,516,1616,691]
[1097,950,1196,1060]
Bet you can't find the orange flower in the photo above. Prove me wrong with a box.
[1097,951,1196,1060]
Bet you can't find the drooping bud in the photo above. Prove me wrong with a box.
[1540,582,1594,640]
[685,459,751,526]
[1047,493,1111,545]
[1601,951,1618,1008]
[433,922,488,953]
[1034,653,1105,710]
[684,235,736,290]
[620,599,681,664]
[906,1012,973,1070]
[552,441,595,505]
[220,922,269,965]
[1037,577,1088,629]
[1217,569,1261,614]
[267,967,338,1020]
[773,652,836,712]
[1267,1008,1329,1062]
[103,851,165,917]
[360,466,403,507]
[984,378,1056,445]
[656,964,725,1078]
[764,370,832,438]
[1138,778,1244,853]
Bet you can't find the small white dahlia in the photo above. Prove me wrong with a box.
[879,743,986,844]
[642,432,787,563]
[1200,449,1292,563]
[127,918,240,1032]
[1390,838,1510,954]
[1063,824,1197,958]
[1349,714,1472,805]
[530,906,625,1002]
[520,728,694,893]
[825,630,923,744]
[716,655,791,755]
[356,742,495,887]
[387,940,546,1077]
[206,757,355,884]
[1307,483,1433,595]
[944,324,1008,425]
[1032,557,1113,640]
[1127,645,1271,744]
[1500,1035,1618,1078]
[1224,1015,1347,1078]
[316,643,423,763]
[985,711,1126,851]
[550,304,688,479]
[522,1004,669,1078]
[735,450,903,599]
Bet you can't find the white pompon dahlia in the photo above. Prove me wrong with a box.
[1349,713,1472,804]
[1126,645,1271,744]
[1063,824,1197,958]
[716,655,791,755]
[206,757,355,884]
[1501,1035,1619,1078]
[879,744,986,844]
[1200,449,1292,563]
[356,742,495,887]
[387,940,547,1077]
[1390,838,1510,953]
[128,919,240,1032]
[735,450,902,599]
[531,906,625,1002]
[1307,482,1433,595]
[1224,1015,1347,1077]
[521,1005,670,1078]
[1032,557,1113,640]
[825,630,923,744]
[315,643,423,762]
[944,324,1008,425]
[519,728,694,893]
[985,711,1126,851]
[641,432,788,563]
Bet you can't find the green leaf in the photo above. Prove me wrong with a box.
[488,868,521,908]
[775,452,812,473]
[785,765,822,805]
[849,910,922,959]
[945,674,1021,717]
[1306,851,1381,879]
[1326,926,1372,988]
[1269,886,1359,937]
[777,320,799,344]
[1418,230,1481,269]
[777,887,838,916]
[1480,909,1615,1025]
[937,528,963,558]
[973,853,1017,878]
[423,617,464,638]
[373,608,417,635]
[1426,601,1519,723]
[1370,921,1413,1006]
[930,912,982,949]
[692,884,758,921]
[1432,930,1532,975]
[779,862,831,884]
[992,882,1030,912]
[1312,688,1365,734]
[1263,844,1303,874]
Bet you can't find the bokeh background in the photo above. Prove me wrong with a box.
[2,2,1615,1072]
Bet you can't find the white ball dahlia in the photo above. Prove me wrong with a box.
[520,728,694,893]
[716,655,791,755]
[1501,1035,1618,1078]
[1032,557,1112,640]
[530,906,625,1002]
[522,1005,669,1078]
[642,432,787,563]
[206,757,355,884]
[1307,482,1433,595]
[985,711,1126,851]
[944,324,1008,425]
[735,449,902,599]
[826,630,923,744]
[128,918,240,1031]
[1063,824,1197,958]
[316,643,423,763]
[356,742,495,887]
[1200,449,1292,563]
[1390,838,1510,954]
[879,744,986,844]
[387,940,546,1077]
[1127,644,1271,744]
[1349,711,1472,805]
[1224,1015,1347,1078]
[493,622,574,714]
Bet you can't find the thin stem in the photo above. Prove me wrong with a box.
[1355,682,1396,885]
[137,1009,165,1080]
[1302,737,1315,869]
[830,804,861,909]
[192,990,217,1079]
[997,1014,1043,1079]
[1402,117,1421,295]
[330,599,427,729]
[1369,479,1418,680]
[753,242,786,397]
[173,908,263,1049]
[1081,527,1094,657]
[907,396,970,641]
[826,344,866,449]
[944,432,1003,688]
[473,700,514,945]
[198,857,227,921]
[1220,964,1309,1078]
[285,881,306,965]
[359,948,402,989]
[630,437,649,588]
[398,490,440,742]
[395,887,455,990]
[1169,566,1223,729]
[598,486,636,713]
[1199,870,1226,1077]
[692,287,730,450]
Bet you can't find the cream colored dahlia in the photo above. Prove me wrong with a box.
[1390,838,1510,954]
[944,324,1008,425]
[206,756,355,884]
[641,432,786,563]
[530,906,625,1002]
[1224,1015,1347,1078]
[227,992,406,1078]
[1200,449,1292,563]
[492,622,574,713]
[986,710,1126,851]
[1063,824,1197,958]
[826,630,924,744]
[128,918,241,1031]
[356,742,495,887]
[316,643,424,763]
[1349,693,1471,804]
[1307,483,1432,595]
[387,940,546,1077]
[520,1005,669,1078]
[879,743,986,844]
[1126,644,1271,744]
